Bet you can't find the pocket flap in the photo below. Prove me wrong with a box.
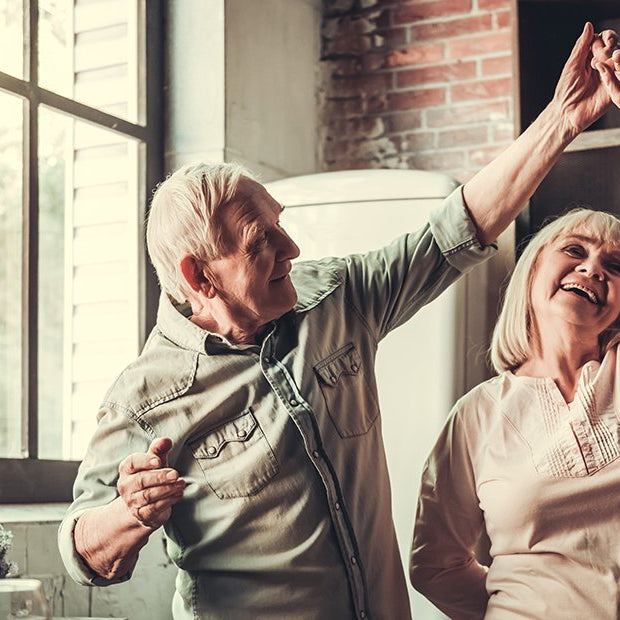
[192,410,257,459]
[314,343,362,386]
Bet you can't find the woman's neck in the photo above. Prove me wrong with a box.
[516,326,600,402]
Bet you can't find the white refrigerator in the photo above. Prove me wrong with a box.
[266,169,504,619]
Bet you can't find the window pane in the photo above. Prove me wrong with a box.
[0,0,23,79]
[38,107,142,460]
[0,93,23,458]
[38,0,143,124]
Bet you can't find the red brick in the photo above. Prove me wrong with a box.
[323,15,376,40]
[324,35,373,56]
[387,41,445,67]
[384,109,423,132]
[376,27,408,49]
[468,144,507,166]
[331,73,393,98]
[402,131,437,150]
[426,100,509,126]
[481,55,512,76]
[451,77,512,102]
[408,150,465,171]
[360,53,387,72]
[388,87,446,110]
[449,31,512,58]
[438,125,488,148]
[327,116,385,139]
[323,58,364,78]
[496,10,512,29]
[397,60,476,88]
[394,0,473,24]
[325,97,364,117]
[492,122,514,141]
[479,0,510,10]
[411,15,493,41]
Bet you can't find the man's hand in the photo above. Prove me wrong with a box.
[551,22,619,138]
[117,437,185,530]
[593,37,620,108]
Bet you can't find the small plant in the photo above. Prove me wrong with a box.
[0,524,18,578]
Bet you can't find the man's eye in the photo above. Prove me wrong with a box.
[607,262,620,274]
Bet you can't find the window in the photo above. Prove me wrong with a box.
[0,0,163,502]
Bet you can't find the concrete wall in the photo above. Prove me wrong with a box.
[0,505,176,619]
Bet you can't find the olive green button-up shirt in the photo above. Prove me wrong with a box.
[58,186,495,620]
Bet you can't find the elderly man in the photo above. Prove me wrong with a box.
[59,24,620,620]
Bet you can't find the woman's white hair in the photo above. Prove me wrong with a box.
[490,208,620,373]
[146,161,254,303]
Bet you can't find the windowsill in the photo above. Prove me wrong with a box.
[0,503,69,524]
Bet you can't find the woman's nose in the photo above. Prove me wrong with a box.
[577,260,604,280]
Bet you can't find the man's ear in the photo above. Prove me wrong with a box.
[179,255,215,298]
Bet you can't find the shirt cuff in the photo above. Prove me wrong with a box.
[58,510,133,587]
[429,185,497,274]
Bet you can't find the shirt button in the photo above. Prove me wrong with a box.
[207,446,217,456]
[312,450,320,459]
[351,364,359,372]
[290,399,299,407]
[330,375,337,384]
[351,555,357,565]
[237,429,247,438]
[360,612,366,619]
[335,502,341,511]
[583,444,591,452]
[263,356,271,364]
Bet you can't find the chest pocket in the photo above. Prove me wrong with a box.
[189,409,279,499]
[314,343,379,438]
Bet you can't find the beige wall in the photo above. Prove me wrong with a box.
[166,0,322,181]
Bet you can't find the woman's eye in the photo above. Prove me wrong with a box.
[563,245,584,257]
[607,263,620,274]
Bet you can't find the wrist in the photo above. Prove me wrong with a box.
[534,101,577,151]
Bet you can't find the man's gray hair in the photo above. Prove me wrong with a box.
[490,208,620,373]
[146,161,253,303]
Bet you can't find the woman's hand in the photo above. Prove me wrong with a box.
[117,437,186,530]
[551,23,620,137]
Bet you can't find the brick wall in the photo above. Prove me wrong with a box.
[320,0,515,183]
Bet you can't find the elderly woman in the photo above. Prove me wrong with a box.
[410,208,620,619]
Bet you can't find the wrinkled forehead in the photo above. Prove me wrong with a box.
[551,228,620,255]
[216,177,281,243]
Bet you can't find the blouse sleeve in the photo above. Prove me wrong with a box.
[410,404,489,619]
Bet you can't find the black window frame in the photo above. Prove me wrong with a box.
[0,0,163,503]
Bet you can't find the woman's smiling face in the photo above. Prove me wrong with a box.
[529,231,620,340]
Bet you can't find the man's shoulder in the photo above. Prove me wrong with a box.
[101,329,199,419]
[291,258,345,312]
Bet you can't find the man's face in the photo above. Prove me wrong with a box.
[206,176,300,333]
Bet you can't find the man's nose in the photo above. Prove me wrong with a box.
[278,229,300,261]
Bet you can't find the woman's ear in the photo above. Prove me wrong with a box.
[180,255,215,298]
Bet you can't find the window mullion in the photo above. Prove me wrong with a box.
[23,0,39,459]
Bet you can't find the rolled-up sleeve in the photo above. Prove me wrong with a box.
[58,407,151,586]
[429,185,497,274]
